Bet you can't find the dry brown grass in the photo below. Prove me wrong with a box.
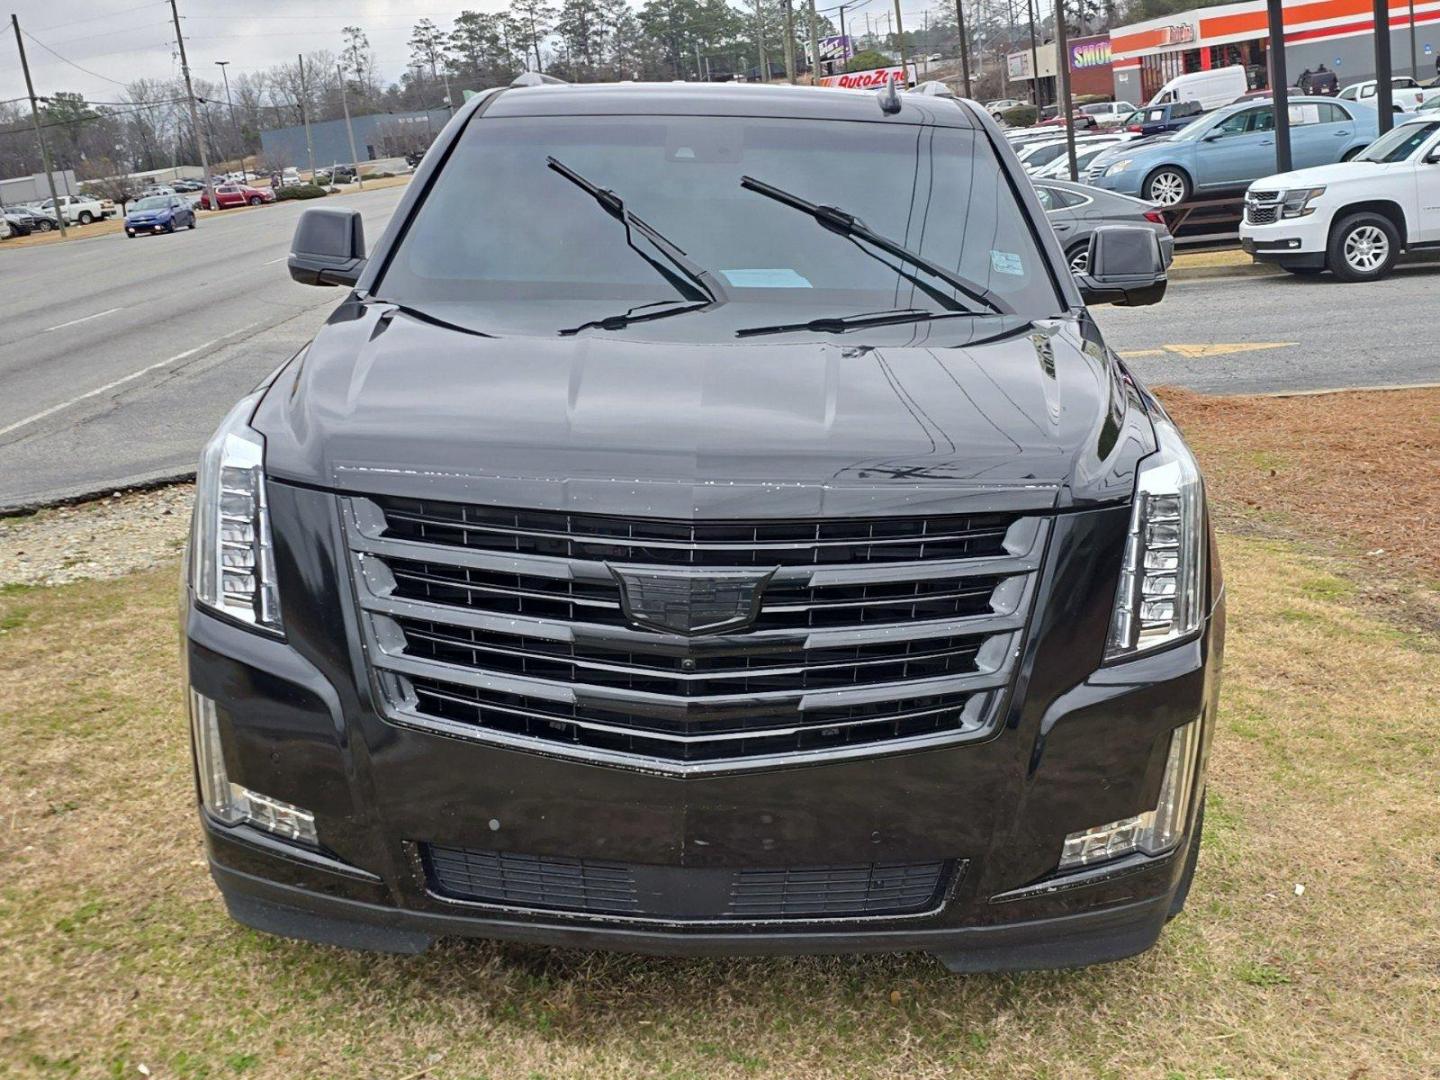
[1158,386,1440,583]
[2,529,1438,1080]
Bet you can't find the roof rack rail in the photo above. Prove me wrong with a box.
[510,72,568,87]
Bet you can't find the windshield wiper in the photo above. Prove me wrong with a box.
[362,296,496,337]
[547,157,728,310]
[739,175,1012,316]
[559,298,712,336]
[736,307,1006,339]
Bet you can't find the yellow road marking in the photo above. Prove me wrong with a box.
[1118,342,1298,360]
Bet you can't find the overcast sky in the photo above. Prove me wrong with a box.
[4,0,942,105]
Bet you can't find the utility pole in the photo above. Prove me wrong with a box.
[1025,0,1041,106]
[807,0,821,84]
[755,0,769,81]
[337,64,363,190]
[168,0,213,211]
[892,0,909,78]
[955,0,972,97]
[1408,0,1418,78]
[11,15,67,238]
[296,53,318,183]
[783,0,797,82]
[215,60,244,181]
[1053,0,1076,179]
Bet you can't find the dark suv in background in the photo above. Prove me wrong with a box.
[183,79,1223,972]
[1123,100,1205,136]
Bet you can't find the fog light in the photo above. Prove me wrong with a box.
[188,689,318,845]
[1059,719,1202,869]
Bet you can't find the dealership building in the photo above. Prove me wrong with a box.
[1009,0,1439,106]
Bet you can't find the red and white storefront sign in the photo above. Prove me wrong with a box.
[818,64,916,89]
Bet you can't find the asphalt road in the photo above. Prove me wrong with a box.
[2,201,1437,511]
[0,185,408,512]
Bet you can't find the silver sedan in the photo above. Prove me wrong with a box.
[1033,179,1175,275]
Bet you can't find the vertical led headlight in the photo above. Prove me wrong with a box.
[189,391,282,635]
[1106,412,1204,660]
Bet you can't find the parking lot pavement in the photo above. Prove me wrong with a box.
[1092,260,1440,395]
[3,206,1438,510]
[0,185,408,511]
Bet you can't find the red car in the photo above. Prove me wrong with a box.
[200,184,276,210]
[1036,110,1099,130]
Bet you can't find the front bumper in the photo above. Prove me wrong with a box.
[1084,170,1143,197]
[185,483,1225,971]
[1239,209,1331,263]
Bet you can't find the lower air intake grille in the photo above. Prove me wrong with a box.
[424,845,957,921]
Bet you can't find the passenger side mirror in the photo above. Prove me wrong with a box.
[1076,226,1168,307]
[288,207,366,287]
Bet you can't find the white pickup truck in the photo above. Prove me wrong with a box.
[35,194,114,225]
[1238,115,1440,281]
[1338,76,1440,112]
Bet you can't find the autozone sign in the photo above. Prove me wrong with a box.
[819,64,914,89]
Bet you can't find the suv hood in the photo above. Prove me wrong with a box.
[254,303,1153,519]
[1251,160,1389,189]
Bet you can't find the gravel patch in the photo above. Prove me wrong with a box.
[0,484,193,587]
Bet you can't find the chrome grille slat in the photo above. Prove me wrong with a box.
[344,495,1046,773]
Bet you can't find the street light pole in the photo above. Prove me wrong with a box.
[11,14,67,237]
[215,60,245,181]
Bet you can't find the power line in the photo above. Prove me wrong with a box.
[25,22,173,48]
[26,0,168,35]
[21,30,135,86]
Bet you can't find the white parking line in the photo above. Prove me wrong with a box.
[262,256,287,265]
[43,307,120,333]
[0,338,216,440]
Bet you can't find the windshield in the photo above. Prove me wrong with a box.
[1172,110,1230,141]
[133,197,171,210]
[376,115,1061,341]
[1355,121,1440,162]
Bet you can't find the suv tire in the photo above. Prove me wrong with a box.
[1328,212,1400,282]
[1144,167,1191,207]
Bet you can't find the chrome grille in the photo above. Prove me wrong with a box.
[346,495,1046,773]
[1248,190,1279,202]
[1245,203,1279,225]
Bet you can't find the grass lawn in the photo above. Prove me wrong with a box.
[2,392,1438,1079]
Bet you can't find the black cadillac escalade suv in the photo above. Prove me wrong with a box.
[183,79,1223,972]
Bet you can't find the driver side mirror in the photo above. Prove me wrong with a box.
[1076,226,1168,307]
[288,207,366,287]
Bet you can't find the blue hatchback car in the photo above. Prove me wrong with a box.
[1084,96,1384,207]
[124,194,197,237]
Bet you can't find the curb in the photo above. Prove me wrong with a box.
[0,469,196,519]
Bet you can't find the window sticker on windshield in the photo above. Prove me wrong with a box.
[990,250,1025,276]
[721,268,813,288]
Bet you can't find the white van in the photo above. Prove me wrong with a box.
[1147,65,1248,111]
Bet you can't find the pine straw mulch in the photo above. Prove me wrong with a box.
[1157,385,1440,586]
